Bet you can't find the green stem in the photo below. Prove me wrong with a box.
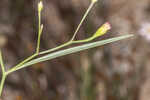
[70,1,96,41]
[7,40,72,74]
[37,41,72,55]
[36,10,42,54]
[0,50,6,96]
[6,53,38,75]
[0,74,6,96]
[72,37,95,44]
[0,51,5,74]
[7,41,72,74]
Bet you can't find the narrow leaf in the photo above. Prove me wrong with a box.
[18,34,133,70]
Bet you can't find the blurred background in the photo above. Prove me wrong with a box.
[0,0,150,100]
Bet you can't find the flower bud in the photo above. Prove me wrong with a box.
[92,22,111,38]
[38,1,43,12]
[91,0,98,3]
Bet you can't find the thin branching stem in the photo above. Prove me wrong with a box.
[0,51,5,74]
[0,50,6,96]
[39,41,72,55]
[0,0,98,96]
[36,9,43,54]
[7,41,72,74]
[70,1,96,41]
[38,1,97,55]
[6,53,38,75]
[0,74,6,96]
[6,0,97,74]
[7,1,44,75]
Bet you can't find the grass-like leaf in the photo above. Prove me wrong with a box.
[16,34,133,71]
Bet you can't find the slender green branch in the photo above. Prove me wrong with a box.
[6,41,72,74]
[36,24,43,54]
[0,74,6,96]
[7,40,71,74]
[0,50,6,96]
[39,41,72,55]
[7,41,72,75]
[70,1,96,41]
[36,1,43,54]
[0,50,5,74]
[6,53,38,75]
[8,33,93,74]
[6,40,82,74]
[72,37,94,44]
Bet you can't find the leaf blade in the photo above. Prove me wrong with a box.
[18,34,134,70]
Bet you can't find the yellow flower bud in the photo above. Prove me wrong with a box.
[72,22,111,43]
[91,0,98,3]
[92,22,111,38]
[38,1,43,12]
